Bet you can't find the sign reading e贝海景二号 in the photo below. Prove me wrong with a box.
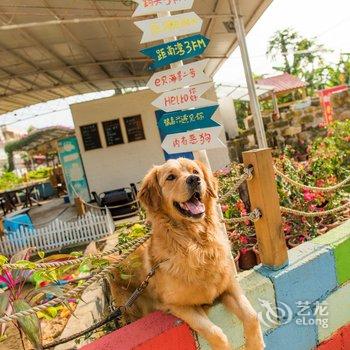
[147,59,210,93]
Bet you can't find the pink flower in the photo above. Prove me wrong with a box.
[316,179,325,187]
[240,248,249,255]
[239,235,249,245]
[308,204,317,212]
[221,204,229,213]
[303,190,316,202]
[283,222,292,234]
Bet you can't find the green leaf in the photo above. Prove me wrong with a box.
[10,248,33,264]
[70,251,83,258]
[0,293,9,316]
[13,299,42,350]
[120,273,133,280]
[27,285,65,303]
[14,260,36,269]
[38,251,45,259]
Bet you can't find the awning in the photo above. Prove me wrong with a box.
[216,83,274,101]
[256,73,307,95]
[0,0,272,114]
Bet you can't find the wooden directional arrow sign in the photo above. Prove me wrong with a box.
[147,59,210,93]
[132,0,194,17]
[135,12,203,44]
[152,82,215,112]
[161,126,226,154]
[140,34,210,70]
[158,105,220,135]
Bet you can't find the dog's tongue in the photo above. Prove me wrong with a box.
[181,198,205,215]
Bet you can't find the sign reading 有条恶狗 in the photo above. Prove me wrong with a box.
[161,126,225,154]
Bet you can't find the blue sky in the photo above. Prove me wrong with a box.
[4,0,350,133]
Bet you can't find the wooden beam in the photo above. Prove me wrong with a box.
[0,74,149,99]
[0,11,96,93]
[242,148,288,270]
[43,0,120,91]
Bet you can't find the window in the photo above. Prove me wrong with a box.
[123,115,145,142]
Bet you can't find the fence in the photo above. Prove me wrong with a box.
[0,209,115,256]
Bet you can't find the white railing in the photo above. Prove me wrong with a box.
[0,209,115,257]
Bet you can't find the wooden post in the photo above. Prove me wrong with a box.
[242,148,288,270]
[75,197,86,217]
[0,218,4,237]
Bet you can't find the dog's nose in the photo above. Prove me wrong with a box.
[186,175,201,187]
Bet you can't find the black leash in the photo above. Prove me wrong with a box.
[43,261,165,349]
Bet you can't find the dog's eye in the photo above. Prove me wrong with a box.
[193,169,199,174]
[166,174,176,181]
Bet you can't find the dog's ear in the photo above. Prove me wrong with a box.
[138,166,162,212]
[195,160,218,198]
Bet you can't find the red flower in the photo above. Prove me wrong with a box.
[236,200,245,212]
[239,235,249,245]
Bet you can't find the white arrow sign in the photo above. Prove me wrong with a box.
[147,59,210,93]
[161,126,226,154]
[132,0,194,17]
[152,82,216,112]
[135,12,203,44]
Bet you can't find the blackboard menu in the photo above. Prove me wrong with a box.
[124,115,145,142]
[102,119,124,147]
[80,123,102,151]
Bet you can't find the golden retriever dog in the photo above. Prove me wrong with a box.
[111,158,264,350]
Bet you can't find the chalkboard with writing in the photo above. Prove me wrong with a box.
[80,123,102,151]
[124,115,145,142]
[103,119,124,147]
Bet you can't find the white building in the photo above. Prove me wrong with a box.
[70,88,230,194]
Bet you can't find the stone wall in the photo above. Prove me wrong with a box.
[228,98,325,162]
[332,89,350,121]
[228,91,350,162]
[81,220,350,350]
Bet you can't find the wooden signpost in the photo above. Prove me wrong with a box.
[134,0,225,158]
[151,82,215,112]
[135,12,203,44]
[132,0,194,17]
[147,59,210,93]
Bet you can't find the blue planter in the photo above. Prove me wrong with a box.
[36,182,55,199]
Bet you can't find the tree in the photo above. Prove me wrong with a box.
[325,54,350,87]
[266,28,328,94]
